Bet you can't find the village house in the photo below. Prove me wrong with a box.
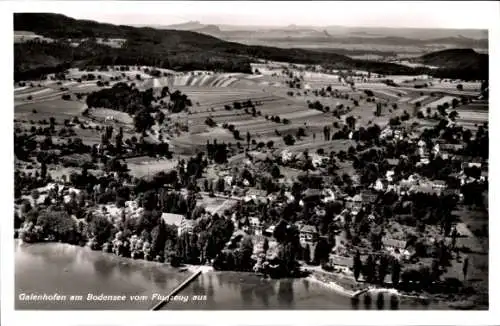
[382,237,407,254]
[432,180,447,191]
[161,213,193,237]
[372,178,387,191]
[321,188,336,203]
[299,224,319,244]
[345,194,363,212]
[180,218,194,235]
[302,188,323,202]
[249,216,262,236]
[263,225,275,237]
[333,209,350,225]
[440,143,465,153]
[328,254,352,273]
[361,189,378,204]
[387,158,400,168]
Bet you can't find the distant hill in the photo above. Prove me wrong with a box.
[165,21,206,31]
[414,48,488,80]
[193,24,223,36]
[152,21,488,49]
[13,13,487,81]
[12,13,414,80]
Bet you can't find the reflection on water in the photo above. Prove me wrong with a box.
[278,280,294,308]
[93,257,115,280]
[363,294,372,310]
[376,293,385,310]
[16,242,445,310]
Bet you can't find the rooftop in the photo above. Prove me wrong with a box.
[329,254,352,267]
[387,158,400,166]
[161,213,186,227]
[300,225,318,234]
[382,237,407,249]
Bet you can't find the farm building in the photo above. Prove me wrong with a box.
[328,254,352,273]
[161,213,193,237]
[345,194,363,211]
[263,225,275,237]
[382,237,407,253]
[361,189,378,204]
[387,158,400,167]
[249,216,262,235]
[299,225,319,244]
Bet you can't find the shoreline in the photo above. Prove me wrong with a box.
[15,240,483,309]
[306,274,356,297]
[306,269,437,305]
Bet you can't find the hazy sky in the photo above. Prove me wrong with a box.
[32,1,497,29]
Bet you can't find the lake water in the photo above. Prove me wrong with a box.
[15,241,444,310]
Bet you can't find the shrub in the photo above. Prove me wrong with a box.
[283,134,296,146]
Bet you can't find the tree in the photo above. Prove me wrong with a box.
[238,236,254,271]
[40,161,47,180]
[88,215,114,248]
[303,243,311,263]
[151,222,167,258]
[271,164,281,179]
[462,256,469,281]
[375,103,382,117]
[391,259,400,288]
[296,128,306,139]
[283,134,295,146]
[36,210,77,243]
[314,238,330,265]
[156,111,166,125]
[346,116,356,130]
[49,117,56,132]
[378,255,389,285]
[353,251,362,281]
[364,255,375,283]
[448,110,458,121]
[134,110,154,133]
[263,238,269,254]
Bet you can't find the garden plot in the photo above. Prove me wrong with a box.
[434,81,481,91]
[88,108,134,125]
[408,95,429,104]
[14,87,53,99]
[125,157,179,179]
[373,89,399,99]
[15,99,85,118]
[424,96,457,109]
[279,110,325,120]
[455,111,488,122]
[14,31,54,43]
[175,127,235,145]
[226,117,269,127]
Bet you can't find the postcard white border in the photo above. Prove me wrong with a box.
[1,1,498,325]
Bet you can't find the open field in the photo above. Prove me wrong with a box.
[15,63,484,176]
[125,157,179,179]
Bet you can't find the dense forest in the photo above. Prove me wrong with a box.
[14,13,488,81]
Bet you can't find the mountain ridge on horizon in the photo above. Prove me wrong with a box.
[131,21,488,39]
[13,13,488,81]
